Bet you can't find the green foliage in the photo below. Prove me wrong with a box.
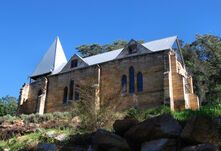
[0,128,74,151]
[77,39,144,57]
[126,102,221,122]
[0,95,17,116]
[126,106,171,121]
[0,111,77,126]
[182,34,221,103]
[173,102,221,121]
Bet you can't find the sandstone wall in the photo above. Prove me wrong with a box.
[45,66,98,113]
[99,51,168,110]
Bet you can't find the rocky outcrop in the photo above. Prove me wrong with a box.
[113,118,138,136]
[6,114,221,151]
[36,143,57,151]
[60,114,220,151]
[141,138,177,151]
[181,144,220,151]
[91,129,130,151]
[125,114,182,144]
[181,116,221,145]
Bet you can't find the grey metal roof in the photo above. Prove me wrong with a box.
[83,48,123,65]
[81,36,177,66]
[31,37,67,78]
[142,36,177,51]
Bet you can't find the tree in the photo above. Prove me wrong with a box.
[182,34,221,103]
[76,40,144,57]
[0,95,17,116]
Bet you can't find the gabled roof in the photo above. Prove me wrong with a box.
[142,36,177,51]
[31,37,67,78]
[81,36,177,66]
[61,54,89,72]
[82,48,123,65]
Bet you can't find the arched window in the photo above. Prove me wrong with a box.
[129,66,135,94]
[38,89,42,96]
[71,59,78,68]
[121,75,127,94]
[69,80,74,100]
[63,87,68,104]
[137,72,143,92]
[75,84,80,100]
[36,89,42,112]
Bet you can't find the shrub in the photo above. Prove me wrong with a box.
[126,105,171,121]
[0,96,17,116]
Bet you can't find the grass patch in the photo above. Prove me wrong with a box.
[0,128,76,151]
[125,102,221,122]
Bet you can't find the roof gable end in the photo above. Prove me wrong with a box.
[116,39,151,59]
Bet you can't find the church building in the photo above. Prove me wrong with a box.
[18,36,199,114]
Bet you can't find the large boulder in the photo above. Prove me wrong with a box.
[181,144,220,151]
[124,114,182,144]
[113,118,139,136]
[213,116,221,126]
[67,133,92,148]
[181,116,221,145]
[36,143,57,151]
[92,129,130,151]
[141,138,177,151]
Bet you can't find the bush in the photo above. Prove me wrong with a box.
[0,96,17,116]
[125,102,221,122]
[126,105,171,121]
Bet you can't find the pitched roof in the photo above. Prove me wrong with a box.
[31,37,67,78]
[81,36,177,66]
[83,48,123,65]
[142,36,177,51]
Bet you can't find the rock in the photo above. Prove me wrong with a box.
[59,146,88,151]
[108,148,121,151]
[92,129,130,151]
[46,130,56,138]
[68,133,92,147]
[124,114,182,144]
[213,116,221,126]
[36,143,57,151]
[181,116,221,145]
[113,118,138,136]
[181,144,220,151]
[54,134,67,141]
[72,116,81,124]
[141,138,177,151]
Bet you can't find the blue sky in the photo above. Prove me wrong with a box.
[0,0,220,98]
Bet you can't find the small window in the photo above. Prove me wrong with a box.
[129,66,135,94]
[71,59,78,68]
[137,72,143,92]
[69,80,74,100]
[38,89,42,96]
[128,43,137,54]
[63,87,68,104]
[121,75,127,95]
[36,89,42,112]
[75,84,80,100]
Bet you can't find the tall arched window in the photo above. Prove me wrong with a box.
[129,66,135,94]
[69,80,74,100]
[75,84,80,100]
[137,72,143,92]
[36,89,42,112]
[121,75,127,94]
[63,87,68,104]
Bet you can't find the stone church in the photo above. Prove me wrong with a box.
[18,36,199,114]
